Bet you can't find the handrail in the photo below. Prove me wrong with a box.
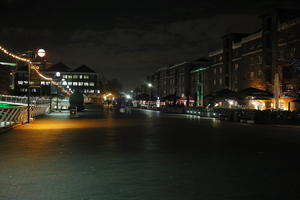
[0,105,48,128]
[0,95,50,105]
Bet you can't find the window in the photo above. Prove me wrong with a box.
[290,48,296,57]
[219,56,223,61]
[46,81,51,85]
[219,78,222,85]
[234,63,239,70]
[258,70,263,76]
[41,81,45,85]
[73,75,78,79]
[258,56,263,64]
[62,75,68,79]
[78,82,83,86]
[32,88,37,92]
[90,90,94,93]
[214,79,216,85]
[18,81,23,85]
[23,81,28,84]
[84,75,89,79]
[219,67,222,74]
[79,75,83,79]
[62,81,67,86]
[68,82,72,86]
[89,82,95,86]
[250,72,254,78]
[68,75,72,79]
[214,68,217,74]
[73,82,78,86]
[84,82,89,86]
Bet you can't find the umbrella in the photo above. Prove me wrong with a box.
[212,89,238,100]
[134,93,150,100]
[161,94,180,101]
[238,87,273,99]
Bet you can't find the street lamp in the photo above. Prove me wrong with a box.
[55,72,60,111]
[37,49,46,58]
[27,62,31,123]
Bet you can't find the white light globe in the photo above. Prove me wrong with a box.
[37,49,46,57]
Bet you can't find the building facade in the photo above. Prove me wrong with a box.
[142,9,300,110]
[14,62,99,97]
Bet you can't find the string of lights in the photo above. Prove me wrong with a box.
[0,45,71,95]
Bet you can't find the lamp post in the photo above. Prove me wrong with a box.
[27,62,31,123]
[55,72,60,111]
[147,83,153,106]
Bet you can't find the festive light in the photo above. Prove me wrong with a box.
[0,45,71,96]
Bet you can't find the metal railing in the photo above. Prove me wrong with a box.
[0,95,50,106]
[0,105,49,128]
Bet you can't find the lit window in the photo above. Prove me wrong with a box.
[84,89,88,93]
[78,82,83,86]
[68,82,72,86]
[73,82,78,86]
[84,75,89,79]
[258,56,262,63]
[18,81,23,85]
[219,56,223,61]
[68,75,72,79]
[79,75,83,79]
[250,72,254,78]
[89,82,95,86]
[73,75,78,79]
[234,63,239,70]
[219,67,222,74]
[23,81,28,84]
[62,81,67,86]
[84,82,89,86]
[32,88,37,92]
[214,79,216,85]
[214,68,216,74]
[41,81,45,85]
[46,81,51,85]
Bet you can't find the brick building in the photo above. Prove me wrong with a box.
[143,9,300,110]
[204,9,300,110]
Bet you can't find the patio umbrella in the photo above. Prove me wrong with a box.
[134,93,150,101]
[238,87,273,99]
[212,89,238,100]
[161,94,180,101]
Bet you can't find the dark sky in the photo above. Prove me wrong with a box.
[1,0,299,90]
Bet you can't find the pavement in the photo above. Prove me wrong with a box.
[1,105,300,200]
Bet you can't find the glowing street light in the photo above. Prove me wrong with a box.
[37,49,46,57]
[148,83,152,88]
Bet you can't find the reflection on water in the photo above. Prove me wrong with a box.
[1,107,300,199]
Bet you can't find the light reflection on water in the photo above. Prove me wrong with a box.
[1,108,300,199]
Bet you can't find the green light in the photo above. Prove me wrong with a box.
[0,103,9,108]
[192,67,208,73]
[0,62,17,67]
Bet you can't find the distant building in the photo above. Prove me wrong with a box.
[143,9,300,110]
[0,52,17,94]
[14,62,99,97]
[205,9,300,110]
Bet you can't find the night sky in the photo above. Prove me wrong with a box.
[1,0,299,90]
